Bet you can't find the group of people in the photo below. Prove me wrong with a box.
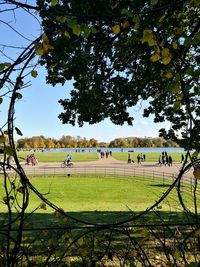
[99,150,112,159]
[128,153,146,164]
[158,152,173,166]
[26,154,38,166]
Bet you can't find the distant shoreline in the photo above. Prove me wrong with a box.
[18,147,188,153]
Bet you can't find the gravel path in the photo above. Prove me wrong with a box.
[21,155,193,178]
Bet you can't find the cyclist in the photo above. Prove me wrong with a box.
[66,154,72,165]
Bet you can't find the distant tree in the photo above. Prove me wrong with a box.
[45,138,55,149]
[89,138,98,147]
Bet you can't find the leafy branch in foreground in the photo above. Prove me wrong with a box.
[38,0,200,150]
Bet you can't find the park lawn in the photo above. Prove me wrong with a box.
[112,152,185,162]
[0,174,198,267]
[17,152,99,162]
[15,151,185,163]
[0,174,197,223]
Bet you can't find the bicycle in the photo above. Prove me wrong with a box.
[61,160,74,168]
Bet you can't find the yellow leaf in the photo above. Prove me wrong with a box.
[112,25,120,34]
[164,71,173,79]
[175,27,184,35]
[43,43,54,52]
[172,83,180,93]
[42,33,50,44]
[156,47,161,54]
[192,151,198,158]
[121,20,130,29]
[148,38,157,46]
[150,53,160,62]
[174,249,181,260]
[162,48,172,65]
[35,42,44,55]
[0,135,6,143]
[162,47,171,57]
[172,42,178,49]
[31,70,38,78]
[42,230,49,236]
[81,249,87,257]
[141,29,157,46]
[193,170,200,179]
[194,229,200,237]
[64,30,70,37]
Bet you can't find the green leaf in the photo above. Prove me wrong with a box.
[173,101,181,111]
[150,0,159,5]
[133,15,140,30]
[5,147,15,156]
[72,24,81,36]
[15,93,23,100]
[121,9,134,18]
[0,98,3,104]
[51,0,57,6]
[0,63,11,72]
[81,24,91,38]
[192,151,198,158]
[194,86,200,95]
[15,127,23,136]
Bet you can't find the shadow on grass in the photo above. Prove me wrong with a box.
[149,184,172,188]
[0,210,197,229]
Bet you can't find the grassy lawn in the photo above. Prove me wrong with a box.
[17,151,99,162]
[0,174,198,266]
[14,151,186,163]
[0,174,197,220]
[112,152,186,162]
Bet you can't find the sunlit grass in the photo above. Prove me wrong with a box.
[112,152,185,162]
[17,152,99,162]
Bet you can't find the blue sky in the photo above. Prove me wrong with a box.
[0,2,170,142]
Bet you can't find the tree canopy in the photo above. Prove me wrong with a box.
[34,0,200,150]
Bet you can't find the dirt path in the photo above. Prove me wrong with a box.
[21,155,192,178]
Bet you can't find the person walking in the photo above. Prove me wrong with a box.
[168,155,173,166]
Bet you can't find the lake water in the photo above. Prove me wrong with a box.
[39,147,187,153]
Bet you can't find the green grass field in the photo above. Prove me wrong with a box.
[112,152,185,162]
[0,174,196,220]
[0,174,198,266]
[15,151,186,163]
[17,152,99,162]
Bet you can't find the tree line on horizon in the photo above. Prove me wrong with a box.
[16,135,179,150]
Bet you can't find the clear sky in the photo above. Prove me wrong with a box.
[0,2,170,143]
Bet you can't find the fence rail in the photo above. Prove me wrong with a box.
[21,164,195,185]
